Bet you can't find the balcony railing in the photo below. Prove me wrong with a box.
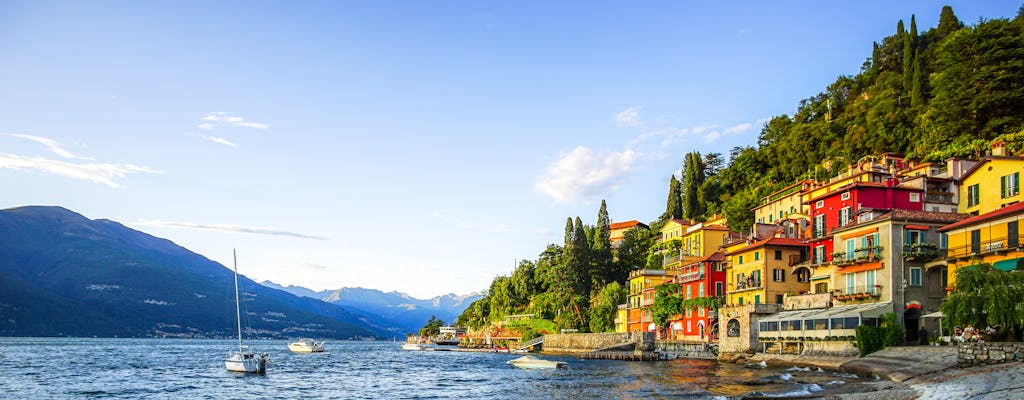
[678,271,705,283]
[925,192,955,204]
[833,285,883,301]
[733,278,763,291]
[789,254,809,267]
[904,243,938,261]
[830,246,883,266]
[944,235,1024,259]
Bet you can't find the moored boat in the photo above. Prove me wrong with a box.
[288,338,325,353]
[224,250,269,374]
[507,355,567,369]
[401,342,424,351]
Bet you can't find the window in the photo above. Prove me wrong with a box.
[776,294,784,304]
[909,192,921,202]
[841,192,850,200]
[968,184,980,207]
[1009,221,1019,249]
[774,250,783,260]
[816,200,824,208]
[738,297,744,305]
[846,273,855,294]
[686,285,693,300]
[905,229,924,245]
[754,251,760,261]
[715,282,724,297]
[698,282,705,297]
[839,207,852,227]
[754,294,760,304]
[795,268,809,282]
[779,210,784,219]
[773,269,785,282]
[971,229,981,254]
[909,267,922,286]
[845,238,856,261]
[698,307,705,317]
[813,246,826,264]
[739,255,744,264]
[1002,172,1020,198]
[866,270,875,293]
[815,282,828,293]
[813,214,826,237]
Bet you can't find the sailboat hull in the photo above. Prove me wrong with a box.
[225,352,268,374]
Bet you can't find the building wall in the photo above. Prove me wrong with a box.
[957,158,1024,215]
[945,212,1024,289]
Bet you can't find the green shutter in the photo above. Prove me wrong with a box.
[1002,175,1007,198]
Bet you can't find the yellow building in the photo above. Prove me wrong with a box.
[625,269,674,333]
[680,217,739,262]
[754,181,812,225]
[725,237,810,306]
[939,202,1024,290]
[955,147,1023,216]
[658,219,693,269]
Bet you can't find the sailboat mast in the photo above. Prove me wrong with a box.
[233,249,243,353]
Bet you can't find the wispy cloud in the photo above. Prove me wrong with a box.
[7,133,93,160]
[615,105,643,127]
[200,134,237,148]
[197,112,269,130]
[535,146,637,203]
[0,154,158,188]
[135,219,328,240]
[724,122,753,135]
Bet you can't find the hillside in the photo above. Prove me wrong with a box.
[0,206,383,339]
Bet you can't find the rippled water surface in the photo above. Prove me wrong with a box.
[0,338,862,399]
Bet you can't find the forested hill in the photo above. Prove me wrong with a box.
[700,6,1024,232]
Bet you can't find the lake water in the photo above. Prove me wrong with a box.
[0,338,864,399]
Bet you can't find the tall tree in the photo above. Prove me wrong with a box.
[588,282,626,333]
[936,5,963,38]
[682,152,706,220]
[661,175,683,221]
[591,200,614,291]
[902,15,918,93]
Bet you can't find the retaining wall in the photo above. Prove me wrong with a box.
[656,341,718,360]
[542,332,653,354]
[957,342,1024,367]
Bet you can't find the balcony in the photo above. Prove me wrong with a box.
[788,254,809,267]
[732,278,763,292]
[944,235,1024,260]
[925,192,955,204]
[677,271,705,283]
[833,285,883,302]
[904,243,938,262]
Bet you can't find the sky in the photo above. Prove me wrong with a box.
[1,1,1020,299]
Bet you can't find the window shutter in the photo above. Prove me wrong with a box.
[1002,175,1007,198]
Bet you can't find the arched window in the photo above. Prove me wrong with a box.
[727,319,741,337]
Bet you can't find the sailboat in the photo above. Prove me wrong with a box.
[224,249,269,374]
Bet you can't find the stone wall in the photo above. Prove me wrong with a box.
[542,332,653,354]
[782,293,831,311]
[957,342,1024,367]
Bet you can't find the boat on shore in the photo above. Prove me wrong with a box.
[288,338,325,353]
[224,250,269,374]
[432,326,463,346]
[507,355,567,369]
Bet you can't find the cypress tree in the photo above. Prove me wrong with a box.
[662,175,683,221]
[902,15,917,93]
[682,152,706,220]
[911,52,925,108]
[564,217,574,248]
[936,6,962,38]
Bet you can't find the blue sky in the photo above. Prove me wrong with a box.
[1,1,1019,298]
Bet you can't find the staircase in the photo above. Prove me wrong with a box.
[517,335,545,351]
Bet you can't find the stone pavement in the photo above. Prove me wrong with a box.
[910,362,1024,400]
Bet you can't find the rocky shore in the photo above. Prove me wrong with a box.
[725,345,1023,399]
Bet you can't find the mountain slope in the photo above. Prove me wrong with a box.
[0,206,382,339]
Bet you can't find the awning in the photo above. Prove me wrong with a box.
[647,323,657,331]
[992,257,1024,272]
[836,261,884,275]
[758,302,893,323]
[809,275,831,281]
[921,311,944,318]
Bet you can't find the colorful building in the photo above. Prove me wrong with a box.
[666,251,726,341]
[725,237,810,307]
[609,220,649,249]
[624,269,674,333]
[939,202,1024,290]
[954,146,1024,216]
[754,180,813,225]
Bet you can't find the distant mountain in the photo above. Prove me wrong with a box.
[0,206,384,339]
[261,282,480,333]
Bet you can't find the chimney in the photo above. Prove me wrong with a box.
[991,140,1007,156]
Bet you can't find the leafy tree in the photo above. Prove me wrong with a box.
[615,226,655,279]
[941,264,1024,341]
[936,5,963,38]
[650,283,682,328]
[591,200,614,291]
[510,259,537,307]
[588,282,626,333]
[418,315,445,337]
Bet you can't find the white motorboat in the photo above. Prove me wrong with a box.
[507,355,567,369]
[401,342,424,351]
[224,250,269,374]
[288,338,325,353]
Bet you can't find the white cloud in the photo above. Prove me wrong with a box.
[135,219,328,240]
[704,130,722,142]
[197,112,269,130]
[615,105,642,127]
[535,146,637,203]
[0,154,158,188]
[724,122,753,135]
[6,133,93,160]
[201,135,237,148]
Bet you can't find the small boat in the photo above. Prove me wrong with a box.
[401,342,424,351]
[224,250,269,374]
[507,355,567,369]
[432,326,462,346]
[288,338,325,353]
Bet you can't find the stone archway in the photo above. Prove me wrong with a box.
[905,307,921,342]
[727,319,740,337]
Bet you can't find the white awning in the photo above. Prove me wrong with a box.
[759,302,893,323]
[647,323,657,331]
[922,311,944,318]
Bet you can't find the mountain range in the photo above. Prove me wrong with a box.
[261,282,480,333]
[0,206,476,339]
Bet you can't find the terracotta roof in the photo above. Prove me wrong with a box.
[938,202,1024,232]
[959,156,1024,182]
[701,225,732,231]
[610,220,647,230]
[725,237,808,255]
[829,209,968,235]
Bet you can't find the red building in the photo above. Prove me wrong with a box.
[807,181,925,265]
[666,251,727,341]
